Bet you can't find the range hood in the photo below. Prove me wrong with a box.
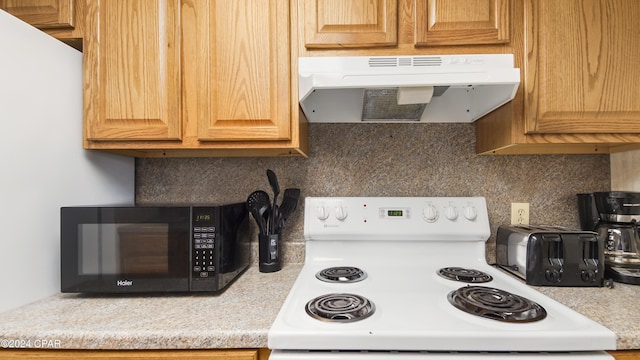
[298,54,520,123]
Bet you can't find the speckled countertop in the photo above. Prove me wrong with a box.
[1,264,639,351]
[0,265,301,350]
[535,282,640,350]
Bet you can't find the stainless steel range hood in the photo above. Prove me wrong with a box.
[299,54,520,123]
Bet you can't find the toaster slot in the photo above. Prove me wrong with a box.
[543,234,564,267]
[581,234,599,263]
[579,234,601,283]
[542,234,563,283]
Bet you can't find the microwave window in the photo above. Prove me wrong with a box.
[78,223,170,275]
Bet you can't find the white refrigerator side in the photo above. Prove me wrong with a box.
[0,10,134,313]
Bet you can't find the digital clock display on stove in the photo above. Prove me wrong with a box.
[379,208,410,219]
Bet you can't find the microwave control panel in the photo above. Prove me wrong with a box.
[192,207,217,280]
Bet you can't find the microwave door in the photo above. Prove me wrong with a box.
[61,207,191,293]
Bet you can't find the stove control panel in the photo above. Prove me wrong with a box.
[305,197,490,241]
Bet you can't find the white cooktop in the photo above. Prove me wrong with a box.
[268,197,616,353]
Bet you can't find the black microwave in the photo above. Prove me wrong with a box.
[60,203,250,293]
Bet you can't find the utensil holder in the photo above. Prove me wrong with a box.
[259,233,281,272]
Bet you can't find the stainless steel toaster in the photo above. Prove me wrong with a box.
[495,225,605,286]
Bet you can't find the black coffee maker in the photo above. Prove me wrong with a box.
[579,192,640,284]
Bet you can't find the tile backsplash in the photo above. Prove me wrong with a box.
[136,123,610,264]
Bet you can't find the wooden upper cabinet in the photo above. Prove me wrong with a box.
[303,0,397,48]
[84,0,182,141]
[0,0,84,49]
[300,0,510,49]
[415,0,510,46]
[0,0,75,28]
[83,0,307,157]
[525,0,640,134]
[194,0,291,141]
[475,0,640,154]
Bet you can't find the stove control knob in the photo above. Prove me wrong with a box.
[463,205,478,221]
[335,204,348,221]
[445,205,458,221]
[316,205,329,221]
[422,204,439,222]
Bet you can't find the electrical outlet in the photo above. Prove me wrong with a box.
[511,203,530,225]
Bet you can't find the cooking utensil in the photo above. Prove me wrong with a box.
[267,169,280,234]
[275,188,300,234]
[247,190,271,235]
[249,172,297,273]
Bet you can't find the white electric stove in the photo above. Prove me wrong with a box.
[268,197,617,359]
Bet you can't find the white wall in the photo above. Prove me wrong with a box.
[0,10,134,313]
[611,150,640,191]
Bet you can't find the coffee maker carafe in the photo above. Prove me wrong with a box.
[591,192,640,284]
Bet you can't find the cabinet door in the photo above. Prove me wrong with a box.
[525,0,640,133]
[0,0,74,29]
[609,350,640,360]
[0,349,264,359]
[194,0,291,141]
[415,0,509,46]
[84,0,182,141]
[302,0,397,48]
